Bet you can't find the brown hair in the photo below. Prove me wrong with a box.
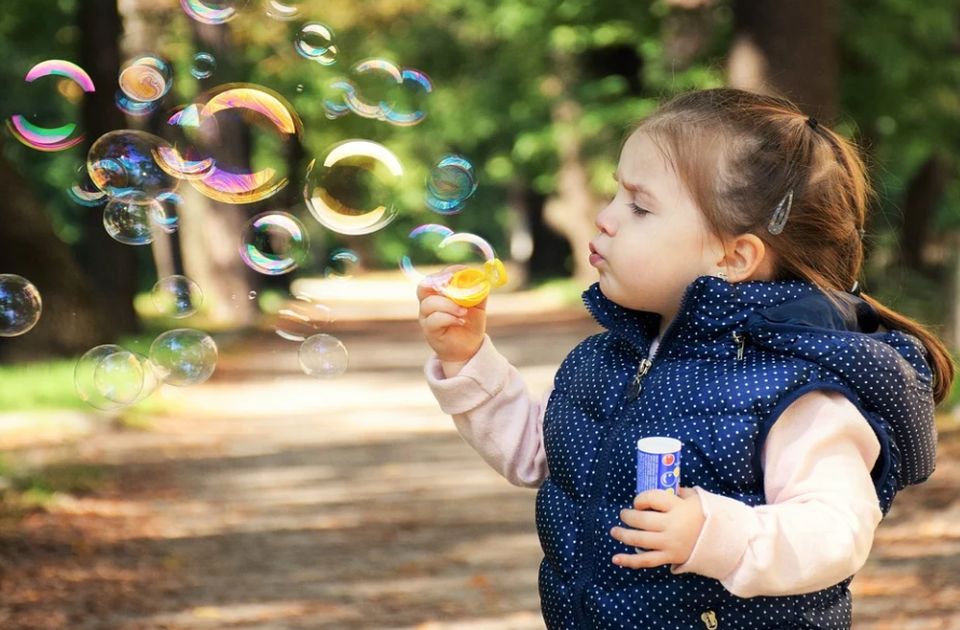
[634,87,955,404]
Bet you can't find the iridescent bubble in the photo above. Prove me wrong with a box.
[295,23,338,65]
[75,345,159,410]
[383,68,432,127]
[115,90,161,118]
[433,232,501,304]
[275,295,333,342]
[399,224,455,283]
[149,328,218,386]
[180,84,302,204]
[191,52,217,79]
[0,274,42,337]
[240,211,309,275]
[67,163,107,207]
[87,130,179,197]
[153,144,216,180]
[322,80,353,119]
[324,248,360,279]
[328,60,432,126]
[118,55,172,103]
[298,333,348,378]
[153,191,182,233]
[248,290,257,300]
[7,60,95,152]
[426,155,477,214]
[180,0,247,24]
[304,140,403,236]
[265,0,303,20]
[103,191,164,245]
[151,275,203,318]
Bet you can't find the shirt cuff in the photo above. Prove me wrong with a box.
[670,487,752,580]
[423,335,512,416]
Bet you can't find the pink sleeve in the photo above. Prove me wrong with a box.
[424,335,551,488]
[671,390,883,597]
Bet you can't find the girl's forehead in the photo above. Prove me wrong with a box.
[618,131,675,180]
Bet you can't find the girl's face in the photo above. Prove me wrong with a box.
[590,131,724,327]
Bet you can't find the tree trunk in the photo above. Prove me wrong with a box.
[77,0,140,336]
[728,0,839,121]
[900,153,952,272]
[0,152,110,362]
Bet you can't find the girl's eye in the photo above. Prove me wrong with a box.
[629,203,650,216]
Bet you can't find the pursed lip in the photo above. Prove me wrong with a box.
[589,242,604,259]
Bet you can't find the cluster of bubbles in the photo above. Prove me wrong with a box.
[6,7,497,390]
[324,59,432,127]
[74,328,218,410]
[0,274,42,337]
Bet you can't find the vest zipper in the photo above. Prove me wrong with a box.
[732,331,747,360]
[625,358,653,400]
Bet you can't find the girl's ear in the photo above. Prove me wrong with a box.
[719,234,773,282]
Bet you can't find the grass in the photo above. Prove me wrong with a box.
[0,359,87,412]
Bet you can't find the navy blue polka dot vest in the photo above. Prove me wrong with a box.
[537,276,936,629]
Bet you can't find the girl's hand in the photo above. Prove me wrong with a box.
[417,266,487,364]
[609,487,705,569]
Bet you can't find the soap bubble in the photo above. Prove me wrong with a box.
[118,55,172,103]
[174,84,302,204]
[68,164,107,207]
[276,295,333,342]
[191,52,217,79]
[75,345,159,410]
[0,274,42,337]
[265,0,303,19]
[153,191,182,233]
[304,139,403,235]
[324,248,360,279]
[248,290,257,300]
[149,328,218,386]
[115,90,161,118]
[324,60,432,126]
[239,211,309,275]
[180,0,248,24]
[383,68,432,127]
[426,155,477,214]
[103,191,164,245]
[7,60,95,152]
[87,130,179,197]
[398,224,455,283]
[295,23,338,65]
[153,144,216,180]
[298,333,348,378]
[151,275,203,318]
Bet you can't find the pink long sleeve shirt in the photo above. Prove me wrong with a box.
[425,335,883,598]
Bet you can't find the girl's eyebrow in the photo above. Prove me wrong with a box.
[613,170,660,202]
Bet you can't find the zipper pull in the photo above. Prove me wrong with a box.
[732,331,747,361]
[625,358,653,400]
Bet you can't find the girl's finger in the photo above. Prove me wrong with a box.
[612,550,671,570]
[619,508,666,532]
[610,526,663,551]
[421,311,465,332]
[633,490,679,512]
[420,295,468,319]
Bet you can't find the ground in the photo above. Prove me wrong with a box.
[1,311,958,630]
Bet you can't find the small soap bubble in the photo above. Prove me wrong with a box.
[0,274,42,337]
[304,140,403,236]
[398,224,455,283]
[298,333,348,378]
[191,52,216,79]
[324,248,360,279]
[68,163,107,207]
[276,294,333,342]
[296,84,304,92]
[295,23,338,66]
[87,130,179,197]
[151,275,203,318]
[103,191,164,245]
[248,290,257,300]
[239,211,310,275]
[180,0,248,25]
[265,0,303,20]
[426,155,477,214]
[75,345,158,410]
[118,55,172,103]
[149,328,218,386]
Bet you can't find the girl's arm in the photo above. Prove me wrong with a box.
[671,390,883,597]
[425,334,550,488]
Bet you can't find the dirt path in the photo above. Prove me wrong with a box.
[1,316,958,629]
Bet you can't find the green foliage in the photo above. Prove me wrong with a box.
[0,359,86,411]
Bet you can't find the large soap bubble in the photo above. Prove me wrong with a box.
[0,274,42,337]
[103,191,166,245]
[239,212,310,275]
[426,155,478,214]
[151,275,203,318]
[298,333,348,378]
[75,345,159,410]
[7,60,96,152]
[149,328,218,386]
[304,139,403,236]
[295,23,338,65]
[87,130,179,197]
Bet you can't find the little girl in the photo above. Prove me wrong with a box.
[417,88,954,629]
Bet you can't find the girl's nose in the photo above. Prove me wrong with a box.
[595,205,616,235]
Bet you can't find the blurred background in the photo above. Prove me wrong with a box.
[0,1,958,629]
